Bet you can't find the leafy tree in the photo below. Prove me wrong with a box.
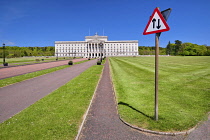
[174,40,182,55]
[205,46,210,56]
[166,41,172,55]
[138,46,165,55]
[0,46,55,58]
[194,45,207,56]
[175,40,182,45]
[24,50,28,56]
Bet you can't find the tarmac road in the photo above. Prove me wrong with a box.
[0,59,97,123]
[0,58,87,80]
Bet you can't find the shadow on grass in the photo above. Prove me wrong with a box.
[118,101,153,120]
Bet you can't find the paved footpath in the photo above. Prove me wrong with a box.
[185,115,210,140]
[78,60,191,140]
[0,58,87,80]
[0,59,97,123]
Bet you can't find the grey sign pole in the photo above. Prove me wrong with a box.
[143,7,171,121]
[155,33,160,121]
[154,8,171,121]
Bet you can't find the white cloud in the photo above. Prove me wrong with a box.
[2,40,16,46]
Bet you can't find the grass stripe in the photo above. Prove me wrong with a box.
[110,56,210,132]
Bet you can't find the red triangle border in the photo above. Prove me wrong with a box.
[143,8,170,35]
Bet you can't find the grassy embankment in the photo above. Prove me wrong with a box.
[0,57,80,66]
[109,56,210,132]
[0,60,89,88]
[1,57,69,63]
[0,64,104,139]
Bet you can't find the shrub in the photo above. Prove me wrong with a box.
[3,62,8,66]
[68,61,73,65]
[97,61,101,65]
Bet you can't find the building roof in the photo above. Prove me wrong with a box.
[55,41,86,44]
[85,33,108,42]
[55,34,138,44]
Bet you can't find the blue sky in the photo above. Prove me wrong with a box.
[1,0,210,47]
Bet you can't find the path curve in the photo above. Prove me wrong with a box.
[78,60,186,140]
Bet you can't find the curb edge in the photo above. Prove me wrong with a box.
[108,58,200,136]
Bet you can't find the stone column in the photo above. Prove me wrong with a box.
[97,43,99,57]
[86,43,87,58]
[88,43,90,58]
[93,43,95,57]
[94,43,95,57]
[89,43,90,58]
[90,43,92,58]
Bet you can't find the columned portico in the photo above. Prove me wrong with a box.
[55,33,138,58]
[86,39,104,58]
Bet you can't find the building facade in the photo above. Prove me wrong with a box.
[55,34,138,58]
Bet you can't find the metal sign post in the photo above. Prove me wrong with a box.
[155,33,160,121]
[143,7,171,121]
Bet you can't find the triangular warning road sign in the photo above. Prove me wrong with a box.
[143,8,170,35]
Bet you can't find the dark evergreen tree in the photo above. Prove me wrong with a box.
[166,41,171,55]
[175,40,182,55]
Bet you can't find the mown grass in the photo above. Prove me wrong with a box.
[0,57,80,67]
[0,64,103,140]
[109,56,210,132]
[0,60,88,88]
[1,57,69,64]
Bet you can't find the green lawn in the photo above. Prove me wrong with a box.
[109,56,210,132]
[1,57,60,63]
[0,64,103,140]
[0,57,76,66]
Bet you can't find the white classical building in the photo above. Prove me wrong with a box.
[55,34,138,58]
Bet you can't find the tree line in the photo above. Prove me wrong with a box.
[138,46,166,55]
[1,41,210,58]
[0,46,55,58]
[139,40,210,56]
